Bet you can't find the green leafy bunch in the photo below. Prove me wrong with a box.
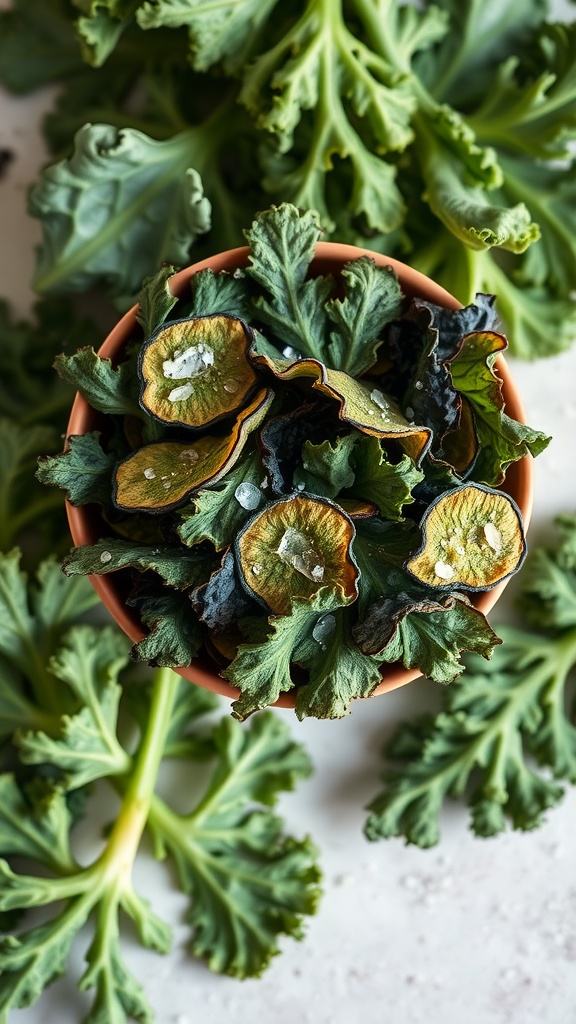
[38,205,549,722]
[0,297,100,566]
[365,514,576,847]
[1,0,575,357]
[0,550,320,1021]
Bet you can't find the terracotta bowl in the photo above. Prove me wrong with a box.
[66,242,533,707]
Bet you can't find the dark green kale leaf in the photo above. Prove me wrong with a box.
[365,515,576,846]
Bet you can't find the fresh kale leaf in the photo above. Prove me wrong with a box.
[73,0,142,66]
[365,515,576,846]
[0,557,321,1016]
[146,711,321,977]
[0,0,85,94]
[30,123,212,299]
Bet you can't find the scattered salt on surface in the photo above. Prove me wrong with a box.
[179,449,199,464]
[163,343,214,380]
[484,521,502,552]
[234,482,262,510]
[143,467,156,480]
[167,383,194,403]
[99,550,112,563]
[277,527,325,582]
[434,560,455,580]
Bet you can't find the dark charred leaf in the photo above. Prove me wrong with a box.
[139,314,257,429]
[252,350,431,461]
[440,396,478,475]
[191,550,256,631]
[236,494,359,616]
[259,402,324,497]
[405,483,526,591]
[416,294,500,361]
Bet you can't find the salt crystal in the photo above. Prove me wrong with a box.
[483,521,501,552]
[282,345,299,360]
[168,383,194,403]
[277,527,325,582]
[223,379,239,394]
[434,560,455,581]
[252,563,263,576]
[234,482,261,510]
[312,613,336,649]
[100,550,112,563]
[163,481,171,490]
[370,389,389,411]
[414,380,424,390]
[143,467,156,480]
[163,343,214,380]
[455,545,465,555]
[179,449,199,464]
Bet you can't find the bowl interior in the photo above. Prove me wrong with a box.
[66,244,533,706]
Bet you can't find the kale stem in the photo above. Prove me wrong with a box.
[99,666,178,878]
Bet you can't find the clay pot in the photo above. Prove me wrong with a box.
[66,243,533,707]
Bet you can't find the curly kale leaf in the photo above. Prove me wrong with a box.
[365,515,576,846]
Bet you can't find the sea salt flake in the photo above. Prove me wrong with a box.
[100,550,112,563]
[163,343,214,380]
[179,449,199,464]
[282,345,300,360]
[277,527,325,582]
[234,482,261,510]
[168,383,194,403]
[251,563,263,576]
[163,481,171,490]
[370,389,389,411]
[483,521,501,552]
[414,380,424,390]
[223,379,239,394]
[143,467,156,480]
[434,560,455,581]
[312,613,336,648]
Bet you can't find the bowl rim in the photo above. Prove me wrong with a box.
[65,242,533,706]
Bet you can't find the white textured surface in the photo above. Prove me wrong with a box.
[2,10,576,1022]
